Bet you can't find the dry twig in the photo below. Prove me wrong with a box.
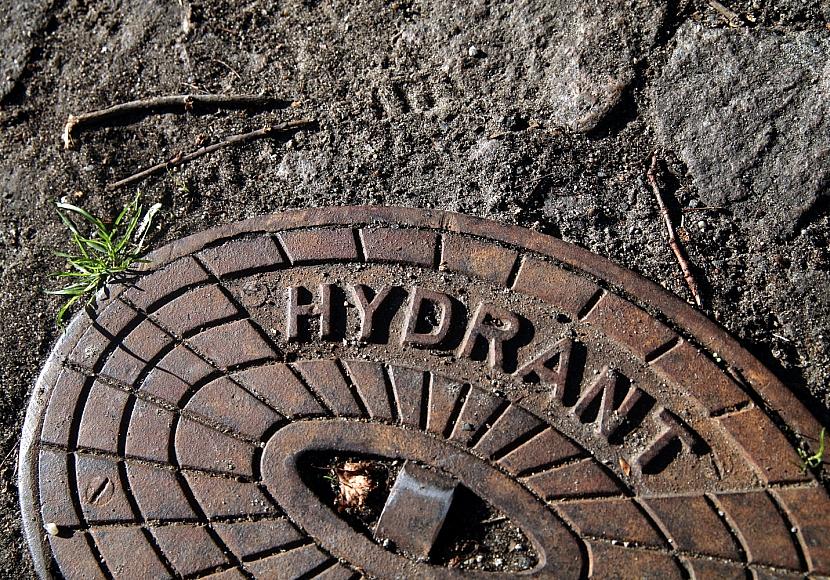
[707,0,741,26]
[647,153,704,308]
[0,439,19,470]
[106,119,315,190]
[62,94,291,149]
[682,206,725,213]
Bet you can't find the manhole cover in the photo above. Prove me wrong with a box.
[20,207,829,578]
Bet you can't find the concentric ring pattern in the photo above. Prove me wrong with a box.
[20,207,829,579]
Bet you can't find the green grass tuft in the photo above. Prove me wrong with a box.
[47,192,161,327]
[798,427,826,473]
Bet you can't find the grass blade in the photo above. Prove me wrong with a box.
[48,192,161,328]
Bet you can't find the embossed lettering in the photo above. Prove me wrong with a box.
[571,367,653,440]
[458,302,520,371]
[286,284,335,340]
[515,338,578,400]
[351,284,396,341]
[402,287,454,348]
[635,408,708,474]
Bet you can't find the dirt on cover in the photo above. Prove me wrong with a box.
[0,0,828,577]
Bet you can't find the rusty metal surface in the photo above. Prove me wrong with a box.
[18,206,828,579]
[374,461,457,558]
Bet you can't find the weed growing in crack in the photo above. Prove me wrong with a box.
[798,427,826,473]
[47,192,161,327]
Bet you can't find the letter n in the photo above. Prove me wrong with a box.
[571,366,654,441]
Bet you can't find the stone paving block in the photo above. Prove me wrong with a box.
[47,532,105,579]
[213,518,303,559]
[717,490,801,570]
[124,399,175,463]
[198,236,284,278]
[244,544,330,578]
[91,526,169,579]
[279,228,358,263]
[150,524,227,576]
[234,363,326,418]
[75,454,134,523]
[126,463,195,521]
[645,495,740,560]
[583,292,677,360]
[183,472,276,519]
[185,377,280,440]
[512,257,599,320]
[153,284,239,337]
[360,227,437,267]
[650,22,830,236]
[560,498,666,548]
[187,320,276,370]
[77,381,129,453]
[121,257,211,312]
[174,417,254,477]
[442,233,518,287]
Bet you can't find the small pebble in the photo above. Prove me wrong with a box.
[493,558,504,567]
[462,422,475,431]
[44,522,59,536]
[468,45,481,57]
[512,543,525,552]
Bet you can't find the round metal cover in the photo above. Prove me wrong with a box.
[19,206,829,578]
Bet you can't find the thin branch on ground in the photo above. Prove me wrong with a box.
[0,438,20,470]
[707,0,741,26]
[212,59,244,82]
[62,94,292,149]
[106,119,316,190]
[681,206,725,213]
[647,152,705,308]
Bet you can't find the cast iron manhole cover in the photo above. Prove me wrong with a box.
[20,207,829,578]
